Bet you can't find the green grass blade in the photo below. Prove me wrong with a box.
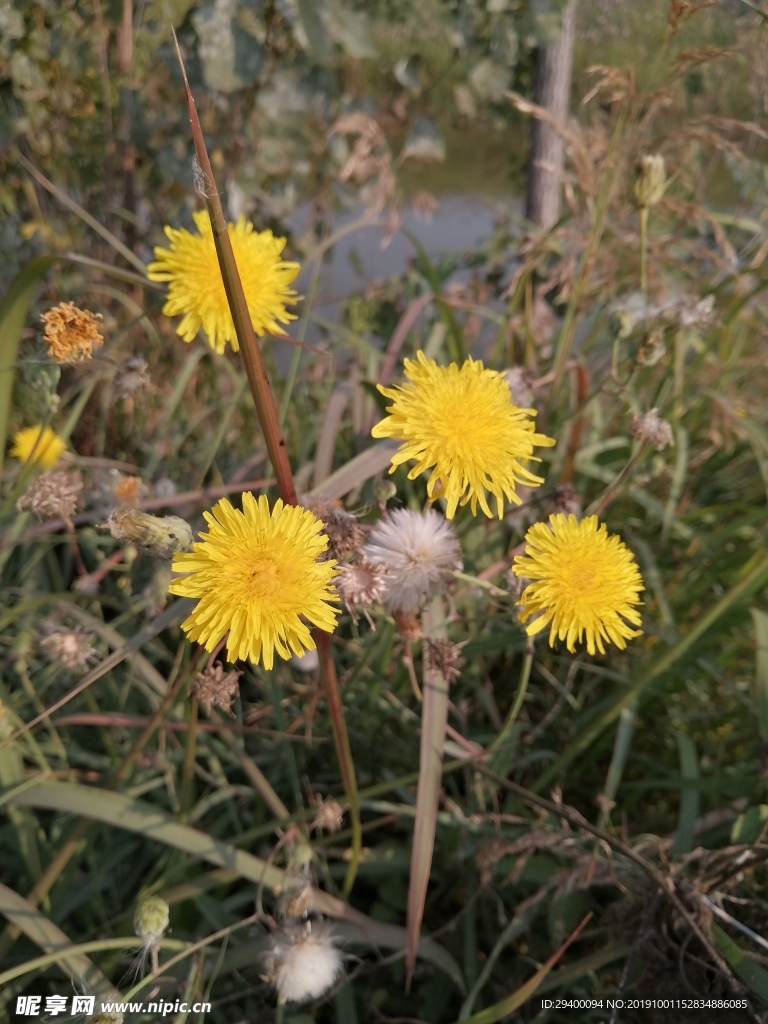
[0,256,56,477]
[456,915,592,1024]
[712,923,768,1003]
[406,595,450,980]
[0,881,121,1000]
[598,699,637,826]
[309,440,399,500]
[4,781,462,983]
[16,152,147,275]
[401,229,464,363]
[670,732,699,856]
[534,550,768,791]
[751,608,768,742]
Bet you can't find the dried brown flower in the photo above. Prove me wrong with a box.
[113,355,150,398]
[16,469,82,522]
[114,474,143,507]
[637,328,666,367]
[334,559,388,611]
[191,663,242,715]
[630,408,675,451]
[301,497,364,560]
[411,190,438,222]
[392,610,421,642]
[331,113,400,235]
[425,637,464,683]
[311,796,344,834]
[552,483,582,518]
[39,627,99,671]
[41,301,104,362]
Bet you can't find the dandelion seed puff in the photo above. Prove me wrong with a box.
[265,924,343,1005]
[362,507,462,614]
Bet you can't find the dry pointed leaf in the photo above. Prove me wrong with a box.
[406,595,450,981]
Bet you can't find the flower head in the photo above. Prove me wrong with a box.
[16,468,82,522]
[41,301,104,362]
[633,153,666,208]
[372,351,555,518]
[169,494,340,669]
[630,408,674,451]
[113,355,150,398]
[39,626,99,671]
[147,209,300,354]
[335,558,389,611]
[191,663,242,715]
[362,507,462,613]
[134,894,170,946]
[265,922,343,1005]
[301,496,365,559]
[512,514,644,655]
[113,474,144,507]
[10,425,67,468]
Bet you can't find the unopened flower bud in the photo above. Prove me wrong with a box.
[134,894,170,945]
[108,509,193,558]
[637,328,666,366]
[633,154,666,209]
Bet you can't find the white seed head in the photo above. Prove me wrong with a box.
[630,408,674,451]
[265,923,343,1004]
[362,508,462,613]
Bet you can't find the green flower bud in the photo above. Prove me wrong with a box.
[108,509,193,558]
[134,894,170,944]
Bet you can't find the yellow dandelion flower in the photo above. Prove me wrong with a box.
[512,514,644,655]
[169,493,340,669]
[147,209,300,354]
[10,425,67,469]
[371,351,555,518]
[41,301,104,362]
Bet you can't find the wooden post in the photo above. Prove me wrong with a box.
[525,0,577,229]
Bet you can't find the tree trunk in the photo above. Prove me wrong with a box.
[525,0,577,229]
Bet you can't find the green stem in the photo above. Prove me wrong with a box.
[172,34,361,886]
[172,32,296,507]
[487,644,533,777]
[639,206,649,304]
[316,630,361,895]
